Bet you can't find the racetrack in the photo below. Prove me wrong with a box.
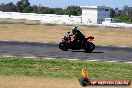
[0,41,132,62]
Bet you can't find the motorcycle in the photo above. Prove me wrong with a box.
[59,32,95,52]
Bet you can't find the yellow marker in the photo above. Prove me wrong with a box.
[81,68,88,78]
[81,68,85,77]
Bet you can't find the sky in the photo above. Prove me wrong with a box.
[0,0,132,9]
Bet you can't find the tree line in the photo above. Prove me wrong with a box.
[113,6,132,23]
[0,0,81,16]
[0,0,132,23]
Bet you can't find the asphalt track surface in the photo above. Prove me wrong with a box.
[0,41,131,62]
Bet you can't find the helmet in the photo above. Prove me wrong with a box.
[72,26,77,30]
[72,26,77,33]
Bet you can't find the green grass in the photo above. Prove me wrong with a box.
[0,18,40,25]
[0,57,132,80]
[0,21,14,24]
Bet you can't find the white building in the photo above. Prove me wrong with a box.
[80,6,111,24]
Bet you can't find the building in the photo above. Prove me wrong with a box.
[80,6,111,24]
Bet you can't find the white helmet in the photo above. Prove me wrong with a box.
[72,26,77,30]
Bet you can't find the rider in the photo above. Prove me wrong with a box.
[71,26,85,44]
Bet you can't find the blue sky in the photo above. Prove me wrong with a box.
[0,0,132,9]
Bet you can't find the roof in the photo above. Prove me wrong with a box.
[80,6,110,9]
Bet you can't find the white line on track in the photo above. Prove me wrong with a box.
[101,45,128,48]
[42,42,49,44]
[23,56,37,58]
[67,59,79,61]
[124,62,132,64]
[87,60,99,62]
[106,61,118,62]
[2,40,11,42]
[120,46,127,48]
[2,55,15,57]
[45,58,56,60]
[1,54,132,64]
[101,45,107,46]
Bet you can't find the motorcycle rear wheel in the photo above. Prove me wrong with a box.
[84,43,95,53]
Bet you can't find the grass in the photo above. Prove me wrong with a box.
[0,20,132,47]
[0,57,132,80]
[0,18,40,24]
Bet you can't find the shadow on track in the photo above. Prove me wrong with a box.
[71,50,104,53]
[71,50,85,52]
[90,51,104,53]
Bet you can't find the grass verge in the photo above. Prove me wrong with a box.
[0,57,132,80]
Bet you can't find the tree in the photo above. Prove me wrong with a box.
[32,5,39,13]
[22,6,34,13]
[16,1,23,12]
[110,8,115,18]
[65,6,81,16]
[0,3,6,11]
[16,0,30,12]
[128,18,132,23]
[114,5,132,23]
[122,5,129,16]
[0,2,17,12]
[122,5,132,18]
[21,0,30,7]
[39,7,54,14]
[54,8,64,15]
[115,16,129,23]
[8,2,17,12]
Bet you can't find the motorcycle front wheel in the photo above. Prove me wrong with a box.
[59,42,68,51]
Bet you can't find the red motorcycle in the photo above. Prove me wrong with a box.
[59,33,95,52]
